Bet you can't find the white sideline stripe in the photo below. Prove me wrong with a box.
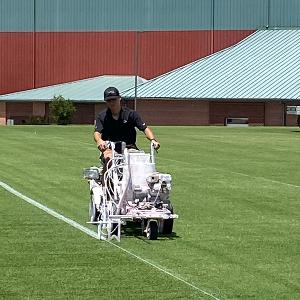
[106,241,221,300]
[0,181,221,300]
[0,181,98,239]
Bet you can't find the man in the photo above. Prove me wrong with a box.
[94,86,160,161]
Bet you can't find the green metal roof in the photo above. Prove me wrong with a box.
[122,30,300,100]
[0,75,146,102]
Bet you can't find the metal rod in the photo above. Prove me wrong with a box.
[33,0,36,88]
[134,31,139,111]
[267,0,271,29]
[210,0,215,53]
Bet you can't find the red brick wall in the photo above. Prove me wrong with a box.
[264,102,284,126]
[72,103,95,124]
[0,102,6,125]
[210,102,265,125]
[6,102,33,124]
[4,100,300,126]
[94,103,106,120]
[135,100,210,125]
[286,114,298,126]
[32,102,46,116]
[285,101,300,126]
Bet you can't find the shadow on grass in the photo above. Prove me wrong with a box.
[122,221,180,242]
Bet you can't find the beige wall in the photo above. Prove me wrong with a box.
[0,102,6,125]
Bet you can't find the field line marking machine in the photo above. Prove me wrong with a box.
[83,141,178,241]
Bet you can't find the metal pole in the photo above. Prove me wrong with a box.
[283,102,286,126]
[210,0,215,53]
[267,0,270,29]
[134,31,139,111]
[33,0,36,88]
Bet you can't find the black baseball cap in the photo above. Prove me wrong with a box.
[104,87,120,101]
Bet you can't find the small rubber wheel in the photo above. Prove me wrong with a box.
[162,202,174,234]
[162,219,174,234]
[146,221,158,240]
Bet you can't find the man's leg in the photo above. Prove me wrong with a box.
[100,148,112,185]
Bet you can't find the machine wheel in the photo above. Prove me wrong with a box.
[89,194,100,222]
[162,219,174,234]
[146,220,158,240]
[162,202,174,234]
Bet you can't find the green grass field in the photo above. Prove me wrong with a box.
[0,125,299,299]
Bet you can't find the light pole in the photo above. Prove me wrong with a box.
[134,31,141,111]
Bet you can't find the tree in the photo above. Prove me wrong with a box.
[49,95,76,125]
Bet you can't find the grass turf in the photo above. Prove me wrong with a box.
[0,125,299,299]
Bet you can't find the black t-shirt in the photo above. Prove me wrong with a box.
[95,107,147,145]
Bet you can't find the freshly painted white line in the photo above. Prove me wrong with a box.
[0,181,98,239]
[106,240,221,300]
[0,181,221,300]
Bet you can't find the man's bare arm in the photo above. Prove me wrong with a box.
[94,131,107,151]
[144,127,160,150]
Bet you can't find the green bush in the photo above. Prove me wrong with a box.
[49,95,76,125]
[28,116,49,125]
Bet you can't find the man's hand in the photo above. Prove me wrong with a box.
[144,128,160,150]
[152,140,160,150]
[97,140,107,152]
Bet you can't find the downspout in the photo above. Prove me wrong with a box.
[134,31,140,111]
[210,0,215,53]
[33,0,36,88]
[266,0,271,29]
[283,102,286,126]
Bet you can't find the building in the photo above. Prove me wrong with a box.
[0,75,146,125]
[1,0,300,126]
[122,30,300,126]
[1,0,300,95]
